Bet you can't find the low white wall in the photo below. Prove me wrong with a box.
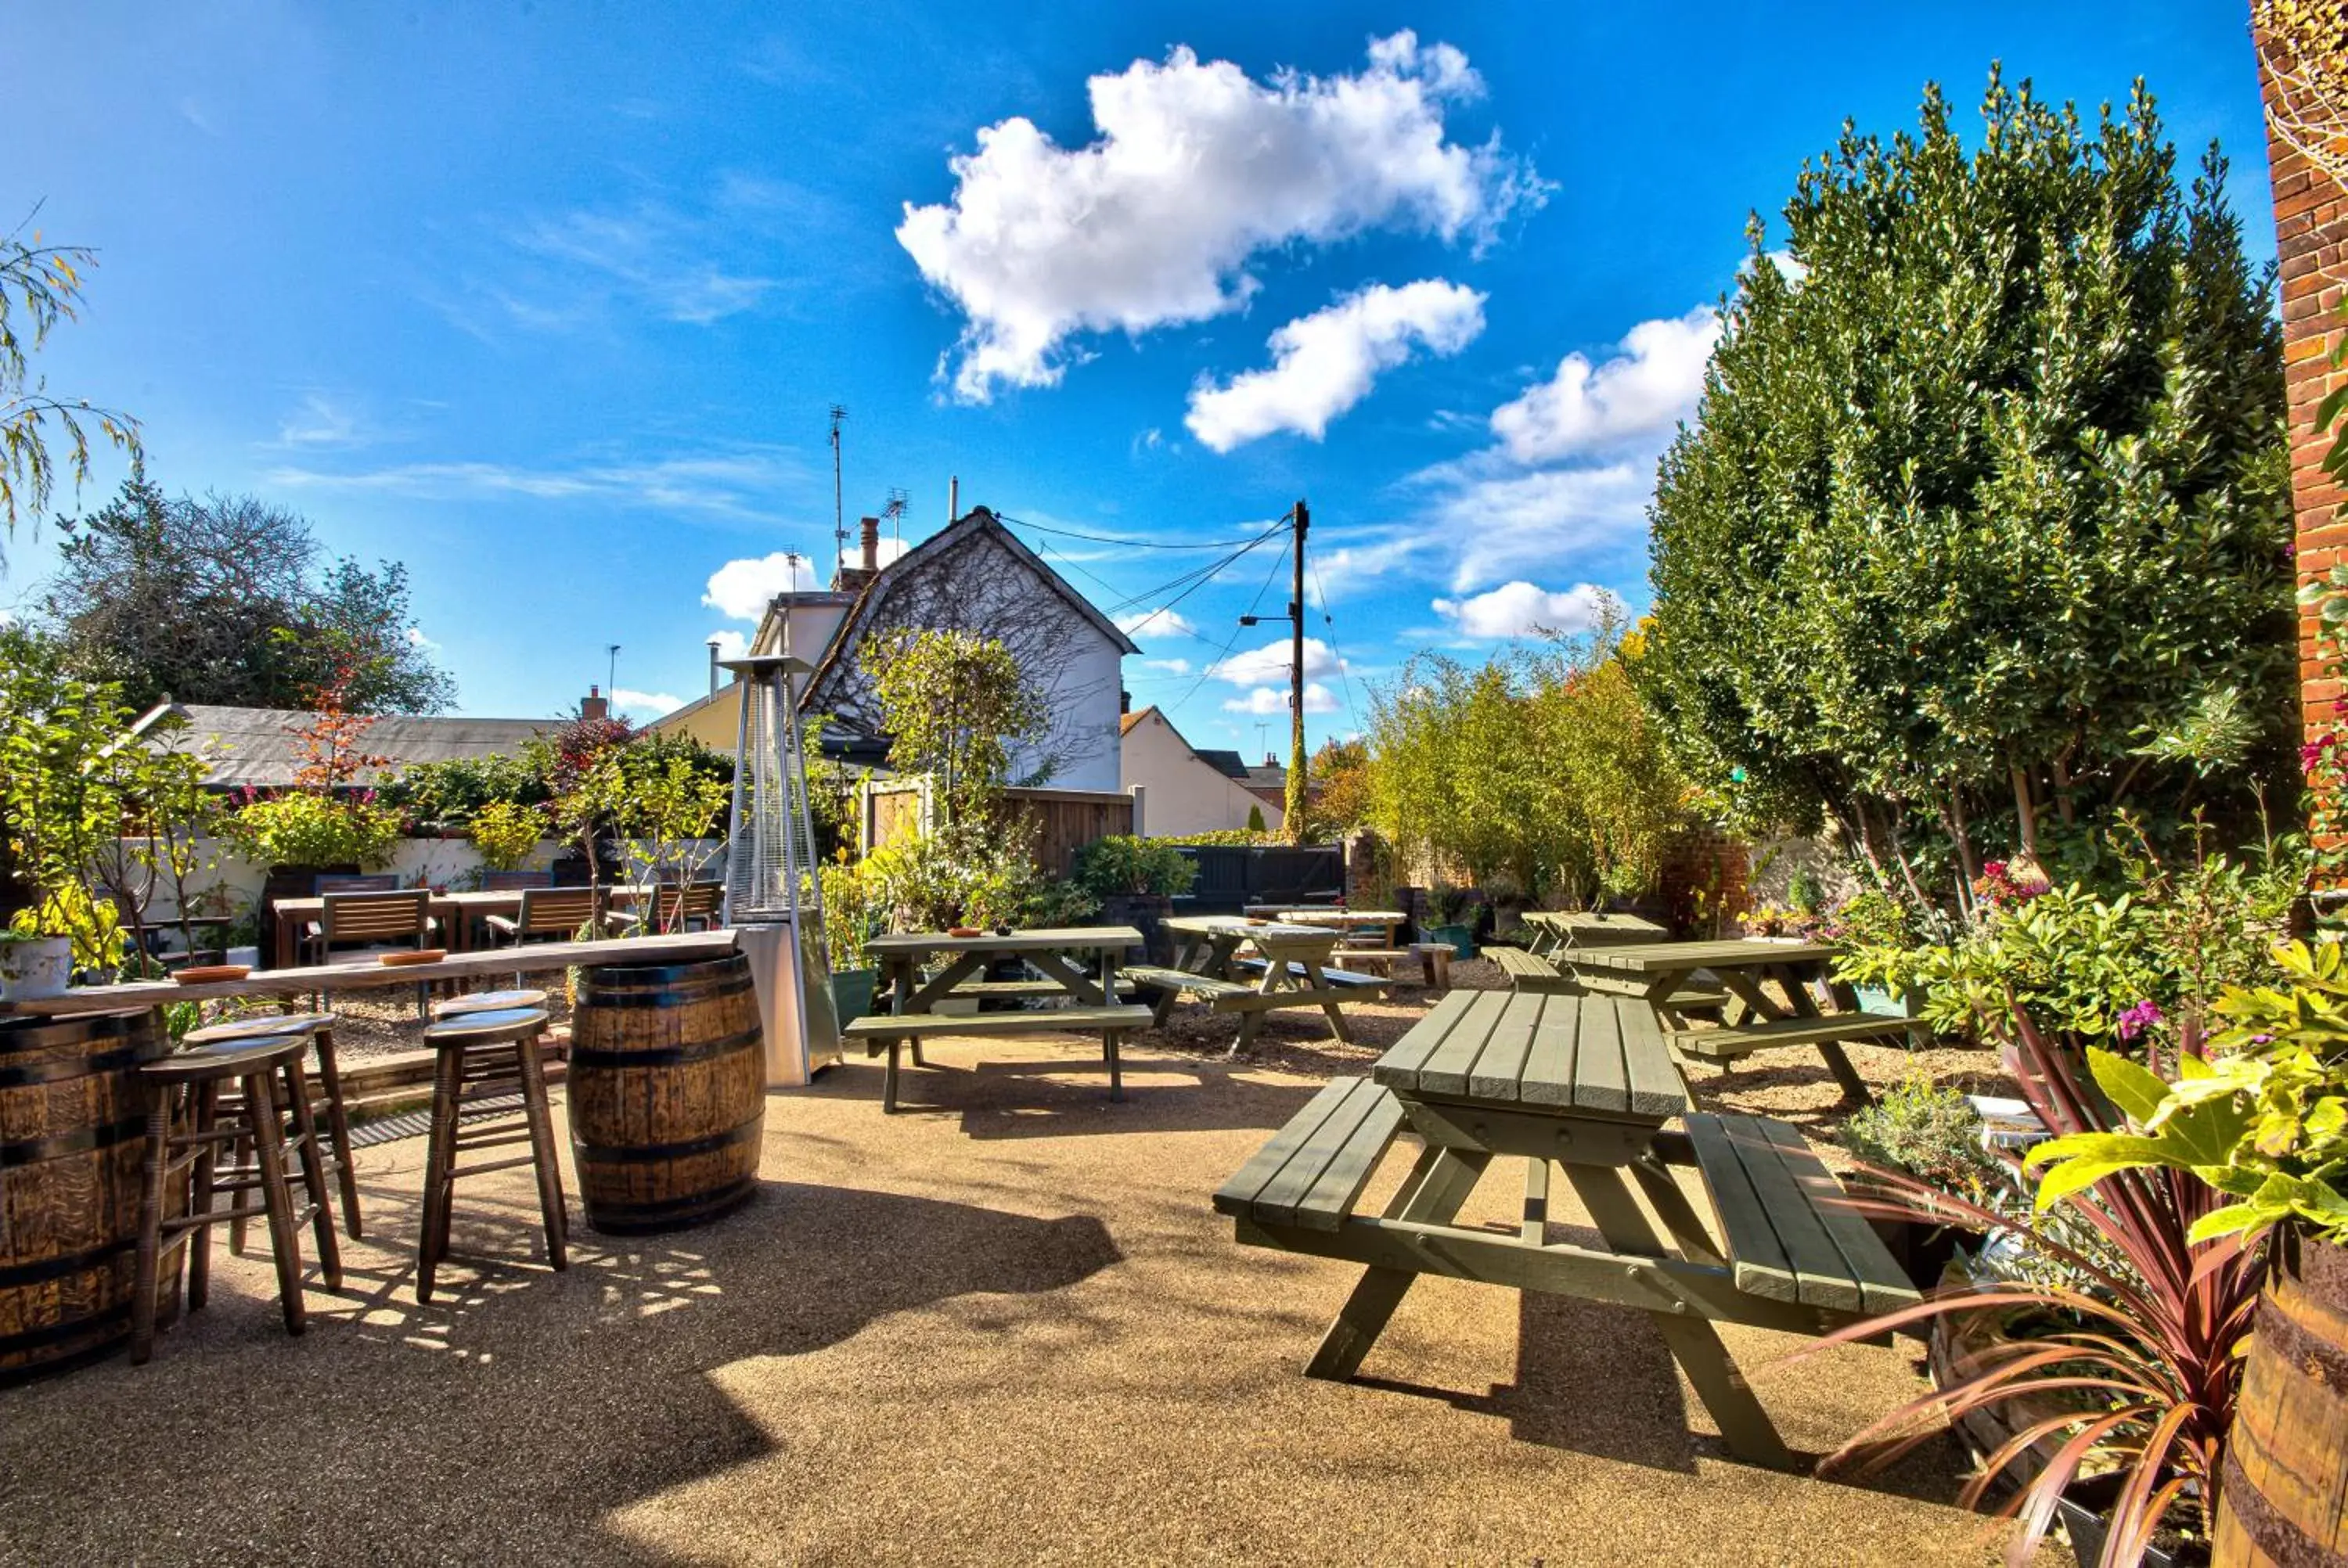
[119,836,725,922]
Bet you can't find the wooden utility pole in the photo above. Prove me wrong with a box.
[1284,500,1309,843]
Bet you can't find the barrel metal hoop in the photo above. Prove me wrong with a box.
[2256,1288,2348,1395]
[0,1045,143,1090]
[567,1025,762,1070]
[0,1117,148,1169]
[0,1300,131,1358]
[0,1236,135,1289]
[576,976,754,1010]
[573,1116,762,1165]
[584,1180,755,1229]
[2222,1448,2348,1568]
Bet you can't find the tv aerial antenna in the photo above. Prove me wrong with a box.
[827,405,848,579]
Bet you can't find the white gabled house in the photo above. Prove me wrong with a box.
[1118,705,1286,836]
[654,506,1137,793]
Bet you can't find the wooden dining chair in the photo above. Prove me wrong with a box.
[482,886,601,948]
[305,888,438,1015]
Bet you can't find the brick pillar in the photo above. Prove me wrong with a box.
[2260,25,2348,771]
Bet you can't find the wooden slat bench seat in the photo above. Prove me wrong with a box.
[1483,944,1574,994]
[841,1005,1154,1113]
[1231,958,1389,991]
[1322,946,1408,969]
[1684,1113,1919,1314]
[1124,965,1257,998]
[1671,1011,1920,1063]
[1212,1077,1408,1232]
[946,978,1136,999]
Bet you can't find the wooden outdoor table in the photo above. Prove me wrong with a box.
[1515,908,1668,957]
[1214,988,1918,1469]
[1565,939,1900,1102]
[269,884,654,969]
[0,931,740,1016]
[1241,908,1406,944]
[1151,915,1388,1054]
[852,926,1150,1111]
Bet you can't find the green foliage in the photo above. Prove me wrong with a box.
[1072,835,1197,899]
[1244,803,1266,834]
[571,743,732,911]
[819,856,880,973]
[1305,735,1371,837]
[1367,605,1687,901]
[1639,71,2294,884]
[1842,1077,1996,1192]
[1154,827,1273,847]
[2029,941,2348,1245]
[862,629,1046,822]
[859,817,1098,933]
[379,752,547,831]
[224,790,403,871]
[1896,829,2302,1053]
[1,217,139,536]
[41,477,455,713]
[466,800,543,872]
[0,625,137,966]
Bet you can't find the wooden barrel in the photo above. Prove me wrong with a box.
[2215,1233,2348,1566]
[567,953,765,1235]
[0,1009,167,1383]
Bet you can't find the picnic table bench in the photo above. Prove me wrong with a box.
[1483,941,1729,1012]
[1134,918,1392,1056]
[1214,988,1917,1468]
[1566,939,1914,1102]
[1515,908,1669,958]
[852,927,1153,1113]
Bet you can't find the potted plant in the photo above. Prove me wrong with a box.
[1073,834,1196,965]
[0,922,73,1002]
[1840,1077,1994,1292]
[819,856,880,1024]
[1798,1007,2263,1566]
[1824,888,1928,1016]
[1422,885,1476,959]
[2027,938,2348,1563]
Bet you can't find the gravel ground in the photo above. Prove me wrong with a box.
[0,961,2036,1566]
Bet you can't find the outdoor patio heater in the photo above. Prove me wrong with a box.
[720,653,842,1086]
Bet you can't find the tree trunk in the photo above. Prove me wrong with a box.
[2009,761,2038,859]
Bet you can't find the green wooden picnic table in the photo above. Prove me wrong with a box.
[1131,916,1389,1056]
[1565,938,1909,1102]
[852,926,1152,1111]
[1514,908,1669,957]
[1213,987,1918,1469]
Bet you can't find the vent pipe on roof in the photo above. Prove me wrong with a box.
[708,639,722,696]
[949,474,959,521]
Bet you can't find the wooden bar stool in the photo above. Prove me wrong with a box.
[431,988,549,1020]
[182,1012,362,1239]
[416,1007,567,1303]
[132,1034,343,1363]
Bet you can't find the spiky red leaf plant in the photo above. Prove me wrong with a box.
[1792,1009,2266,1567]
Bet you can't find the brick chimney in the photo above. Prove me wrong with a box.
[832,516,884,592]
[582,685,609,721]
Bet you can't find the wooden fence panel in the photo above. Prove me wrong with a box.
[863,784,1131,877]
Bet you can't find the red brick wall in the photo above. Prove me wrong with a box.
[2261,29,2348,759]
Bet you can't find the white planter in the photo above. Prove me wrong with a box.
[0,936,74,1001]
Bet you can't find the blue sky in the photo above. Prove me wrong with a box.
[6,2,2271,757]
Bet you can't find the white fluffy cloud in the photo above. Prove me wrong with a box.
[702,552,819,621]
[1209,637,1345,686]
[1223,682,1339,716]
[1186,280,1486,451]
[705,628,750,662]
[1430,462,1654,592]
[1433,581,1614,639]
[1488,307,1719,464]
[614,688,686,717]
[1142,657,1191,675]
[896,31,1541,401]
[1116,606,1197,638]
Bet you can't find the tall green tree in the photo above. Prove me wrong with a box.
[40,476,456,714]
[863,628,1046,822]
[1640,72,2293,904]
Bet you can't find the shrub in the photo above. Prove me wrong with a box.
[1072,835,1197,899]
[1841,1077,1994,1192]
[381,753,548,830]
[467,800,543,872]
[225,791,403,869]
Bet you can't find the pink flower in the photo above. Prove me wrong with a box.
[2116,999,2165,1042]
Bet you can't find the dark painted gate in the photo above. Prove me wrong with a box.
[1170,845,1343,915]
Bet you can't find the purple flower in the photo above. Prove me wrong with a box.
[2116,999,2165,1042]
